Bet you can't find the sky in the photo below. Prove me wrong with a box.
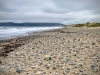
[0,0,100,24]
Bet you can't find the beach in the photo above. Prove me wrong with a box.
[0,26,100,75]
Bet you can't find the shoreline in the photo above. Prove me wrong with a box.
[0,26,100,75]
[0,26,63,41]
[0,28,64,57]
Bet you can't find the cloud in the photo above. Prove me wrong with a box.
[0,0,17,12]
[0,0,100,24]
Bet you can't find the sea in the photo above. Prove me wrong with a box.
[0,26,62,40]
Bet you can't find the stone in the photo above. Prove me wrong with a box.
[31,66,36,69]
[52,65,58,70]
[91,65,96,69]
[15,53,20,56]
[56,73,59,75]
[67,66,72,70]
[36,71,42,75]
[45,64,51,69]
[97,55,100,58]
[82,74,87,75]
[56,64,61,69]
[45,57,52,61]
[63,70,69,75]
[92,43,95,45]
[16,68,24,73]
[74,66,78,68]
[79,69,83,72]
[69,61,77,65]
[44,55,52,61]
[19,56,24,58]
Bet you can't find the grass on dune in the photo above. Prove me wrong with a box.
[72,22,100,27]
[87,23,100,27]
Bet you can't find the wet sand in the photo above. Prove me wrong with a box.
[0,26,100,75]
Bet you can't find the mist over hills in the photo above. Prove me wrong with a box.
[0,22,63,27]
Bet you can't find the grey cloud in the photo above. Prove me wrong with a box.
[0,0,100,24]
[0,0,17,12]
[43,0,88,13]
[0,12,73,21]
[43,0,100,14]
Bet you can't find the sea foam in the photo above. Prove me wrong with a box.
[0,26,62,40]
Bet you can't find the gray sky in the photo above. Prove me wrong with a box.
[0,0,100,24]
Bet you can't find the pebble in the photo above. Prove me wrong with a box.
[63,70,70,75]
[45,64,51,69]
[79,69,83,72]
[36,71,42,75]
[69,61,77,65]
[15,53,20,56]
[91,65,96,69]
[31,66,36,69]
[82,74,87,75]
[0,26,100,75]
[16,68,24,73]
[67,66,72,70]
[56,73,59,75]
[52,65,58,70]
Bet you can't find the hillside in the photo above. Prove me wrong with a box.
[0,22,63,27]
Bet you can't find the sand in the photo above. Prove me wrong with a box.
[0,26,100,75]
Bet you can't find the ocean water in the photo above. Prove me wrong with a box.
[0,26,62,40]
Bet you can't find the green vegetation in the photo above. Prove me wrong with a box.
[87,23,100,27]
[72,24,86,27]
[72,22,100,27]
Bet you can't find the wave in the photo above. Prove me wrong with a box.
[0,27,3,29]
[0,26,62,40]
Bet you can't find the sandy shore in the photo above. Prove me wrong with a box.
[0,26,100,75]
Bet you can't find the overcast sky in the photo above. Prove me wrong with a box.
[0,0,100,24]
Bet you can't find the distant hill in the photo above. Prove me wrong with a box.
[0,22,63,27]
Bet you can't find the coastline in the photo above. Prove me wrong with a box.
[0,28,64,57]
[0,26,100,75]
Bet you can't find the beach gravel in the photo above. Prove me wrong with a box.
[0,26,100,75]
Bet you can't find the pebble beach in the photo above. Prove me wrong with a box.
[0,26,100,75]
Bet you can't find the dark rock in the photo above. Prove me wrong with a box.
[91,65,96,69]
[45,57,52,61]
[0,60,2,64]
[92,43,95,45]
